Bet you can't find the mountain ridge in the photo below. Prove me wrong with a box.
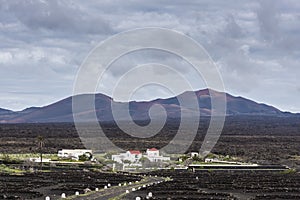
[0,89,297,123]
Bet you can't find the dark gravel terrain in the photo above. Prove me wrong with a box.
[0,116,299,166]
[125,170,300,200]
[0,166,141,199]
[0,116,299,199]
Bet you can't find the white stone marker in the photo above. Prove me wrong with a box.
[129,182,132,185]
[136,197,141,200]
[148,192,153,197]
[126,190,129,193]
[118,183,122,186]
[108,183,111,187]
[104,185,108,189]
[132,188,136,191]
[61,193,66,198]
[45,196,50,200]
[95,188,99,191]
[75,191,79,195]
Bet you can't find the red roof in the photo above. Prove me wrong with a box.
[129,150,141,155]
[148,148,158,151]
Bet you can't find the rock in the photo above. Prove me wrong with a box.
[84,188,91,193]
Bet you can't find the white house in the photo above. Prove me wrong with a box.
[112,148,170,164]
[111,153,126,163]
[58,149,93,160]
[145,148,170,162]
[146,148,159,157]
[112,150,142,163]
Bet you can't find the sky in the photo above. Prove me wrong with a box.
[0,0,299,112]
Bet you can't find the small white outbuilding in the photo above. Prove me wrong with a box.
[57,149,93,160]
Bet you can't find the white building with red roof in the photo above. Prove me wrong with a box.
[145,148,170,162]
[111,148,170,164]
[112,150,142,163]
[146,148,159,157]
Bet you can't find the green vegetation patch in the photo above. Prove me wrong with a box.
[0,164,24,174]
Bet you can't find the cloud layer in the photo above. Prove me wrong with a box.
[0,0,299,112]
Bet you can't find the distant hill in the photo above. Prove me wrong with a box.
[0,108,13,114]
[0,89,296,123]
[0,108,17,123]
[18,107,41,114]
[0,107,44,123]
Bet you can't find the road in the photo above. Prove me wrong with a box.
[69,176,164,200]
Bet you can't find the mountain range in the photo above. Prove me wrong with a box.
[0,89,296,123]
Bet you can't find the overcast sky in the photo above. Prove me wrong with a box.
[0,0,299,112]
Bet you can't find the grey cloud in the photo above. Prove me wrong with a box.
[107,49,192,78]
[0,0,299,112]
[5,0,113,35]
[223,15,244,39]
[257,0,280,41]
[255,0,300,56]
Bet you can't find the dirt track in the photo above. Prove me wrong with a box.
[71,176,164,200]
